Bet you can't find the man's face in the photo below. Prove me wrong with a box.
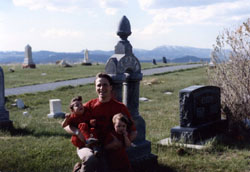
[95,77,112,102]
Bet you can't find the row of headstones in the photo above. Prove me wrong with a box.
[22,45,91,69]
[152,57,167,65]
[0,70,226,144]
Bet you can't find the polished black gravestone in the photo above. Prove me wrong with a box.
[171,85,227,144]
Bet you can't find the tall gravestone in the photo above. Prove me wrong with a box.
[0,66,13,129]
[171,85,227,143]
[105,16,157,169]
[82,49,92,65]
[23,44,36,68]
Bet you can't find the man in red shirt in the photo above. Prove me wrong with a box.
[64,73,137,172]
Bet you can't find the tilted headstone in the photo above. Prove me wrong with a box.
[15,98,25,109]
[171,85,227,143]
[47,99,65,118]
[0,66,13,130]
[23,44,36,68]
[105,16,157,169]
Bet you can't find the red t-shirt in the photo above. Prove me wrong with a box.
[67,111,90,148]
[84,98,136,143]
[104,131,131,171]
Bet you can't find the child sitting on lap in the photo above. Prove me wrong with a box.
[61,96,98,150]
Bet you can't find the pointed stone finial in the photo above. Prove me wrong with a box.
[117,16,131,41]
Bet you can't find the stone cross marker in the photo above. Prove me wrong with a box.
[105,16,157,168]
[171,85,227,143]
[0,66,13,129]
[23,44,36,68]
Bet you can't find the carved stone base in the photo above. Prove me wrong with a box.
[131,153,158,172]
[22,64,36,68]
[171,119,227,144]
[47,112,65,118]
[81,62,92,66]
[0,120,13,130]
[127,140,158,172]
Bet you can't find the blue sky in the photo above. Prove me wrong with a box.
[0,0,250,52]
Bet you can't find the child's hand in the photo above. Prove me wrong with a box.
[65,113,71,119]
[89,119,96,127]
[122,130,128,137]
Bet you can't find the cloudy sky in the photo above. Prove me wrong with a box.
[0,0,249,52]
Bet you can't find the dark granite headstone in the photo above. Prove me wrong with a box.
[171,85,227,144]
[0,66,13,130]
[152,59,157,65]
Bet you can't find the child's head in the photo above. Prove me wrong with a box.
[70,96,84,115]
[112,113,132,134]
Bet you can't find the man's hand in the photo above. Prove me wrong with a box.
[75,129,86,143]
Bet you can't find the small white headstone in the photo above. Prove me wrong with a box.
[47,99,65,118]
[23,111,29,116]
[15,99,25,109]
[139,97,149,102]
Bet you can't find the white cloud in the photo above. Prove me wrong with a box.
[99,0,128,15]
[137,0,250,37]
[12,0,96,12]
[42,28,84,38]
[138,0,236,9]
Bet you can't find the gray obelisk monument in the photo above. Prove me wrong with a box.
[0,66,13,130]
[23,44,36,68]
[105,16,157,170]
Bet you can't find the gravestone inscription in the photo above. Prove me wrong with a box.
[171,85,227,144]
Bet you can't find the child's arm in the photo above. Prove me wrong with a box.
[104,134,123,150]
[123,131,131,148]
[61,113,71,128]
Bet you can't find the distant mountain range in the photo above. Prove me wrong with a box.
[0,45,212,64]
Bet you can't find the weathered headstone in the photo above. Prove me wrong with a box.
[162,56,167,63]
[47,99,65,118]
[152,59,157,65]
[82,49,92,65]
[171,85,227,144]
[23,44,36,68]
[105,16,157,170]
[0,66,13,130]
[15,98,25,109]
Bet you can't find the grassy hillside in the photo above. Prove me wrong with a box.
[1,67,250,172]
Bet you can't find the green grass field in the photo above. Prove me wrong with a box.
[1,66,250,172]
[1,62,173,88]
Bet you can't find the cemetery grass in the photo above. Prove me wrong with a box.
[2,62,173,88]
[1,67,250,171]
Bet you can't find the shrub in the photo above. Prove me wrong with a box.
[208,18,250,135]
